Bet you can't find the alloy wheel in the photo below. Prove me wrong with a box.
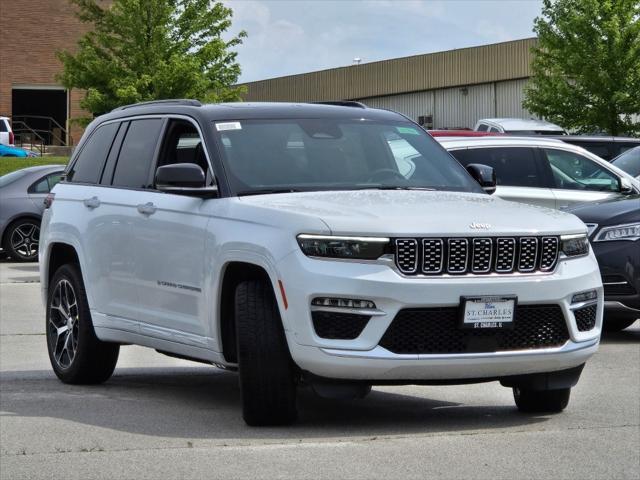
[48,279,80,369]
[10,222,39,259]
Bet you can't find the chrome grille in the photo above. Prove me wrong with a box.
[471,238,492,273]
[540,237,559,271]
[518,237,538,272]
[394,236,560,276]
[447,239,468,273]
[422,239,443,273]
[395,239,418,273]
[495,238,516,272]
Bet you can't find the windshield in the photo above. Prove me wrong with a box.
[214,119,483,195]
[612,147,640,177]
[0,169,29,187]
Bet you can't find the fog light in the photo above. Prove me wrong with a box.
[312,297,376,309]
[571,290,597,304]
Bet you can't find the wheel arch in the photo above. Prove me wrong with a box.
[218,260,282,363]
[44,242,82,304]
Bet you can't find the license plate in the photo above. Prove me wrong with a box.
[460,296,516,329]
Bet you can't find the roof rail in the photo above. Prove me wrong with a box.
[311,101,367,109]
[112,99,202,112]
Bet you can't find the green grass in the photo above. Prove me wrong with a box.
[0,156,70,177]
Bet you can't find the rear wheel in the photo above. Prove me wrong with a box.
[46,264,119,384]
[235,279,297,426]
[4,218,40,262]
[513,387,570,413]
[603,317,637,332]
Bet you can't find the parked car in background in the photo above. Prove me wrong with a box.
[568,196,639,332]
[548,135,640,161]
[611,146,640,180]
[0,165,64,261]
[437,136,639,209]
[474,118,567,135]
[0,143,38,157]
[0,117,14,146]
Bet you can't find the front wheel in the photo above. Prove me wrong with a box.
[46,264,119,384]
[513,387,570,413]
[235,279,297,426]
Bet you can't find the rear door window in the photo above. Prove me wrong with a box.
[67,123,119,184]
[542,148,620,192]
[450,147,543,187]
[112,118,164,189]
[28,172,63,194]
[476,124,489,132]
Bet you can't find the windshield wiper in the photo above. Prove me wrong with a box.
[236,188,305,197]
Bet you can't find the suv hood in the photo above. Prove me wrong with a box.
[238,190,586,236]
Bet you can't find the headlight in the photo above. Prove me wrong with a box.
[297,234,389,260]
[560,233,589,257]
[593,223,640,242]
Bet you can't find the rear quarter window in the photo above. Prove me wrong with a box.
[67,123,120,184]
[0,120,8,132]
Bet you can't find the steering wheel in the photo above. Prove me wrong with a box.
[367,168,406,183]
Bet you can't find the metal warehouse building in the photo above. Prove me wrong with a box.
[240,38,538,130]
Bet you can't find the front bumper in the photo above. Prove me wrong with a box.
[277,249,603,381]
[592,241,640,319]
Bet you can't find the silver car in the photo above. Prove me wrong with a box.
[0,165,64,261]
[436,136,640,209]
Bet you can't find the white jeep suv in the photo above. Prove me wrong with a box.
[40,100,602,426]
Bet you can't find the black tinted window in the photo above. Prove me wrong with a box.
[0,120,7,132]
[476,124,488,132]
[112,119,163,188]
[451,147,542,187]
[67,123,119,183]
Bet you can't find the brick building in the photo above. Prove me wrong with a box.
[0,0,93,146]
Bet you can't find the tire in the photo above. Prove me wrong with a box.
[235,279,297,426]
[46,264,119,384]
[513,387,570,413]
[4,218,40,262]
[603,317,637,333]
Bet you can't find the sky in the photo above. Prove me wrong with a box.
[223,0,544,83]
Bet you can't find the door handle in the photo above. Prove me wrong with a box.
[83,196,100,209]
[137,202,157,215]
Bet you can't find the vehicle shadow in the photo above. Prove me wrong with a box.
[1,367,548,440]
[600,323,640,344]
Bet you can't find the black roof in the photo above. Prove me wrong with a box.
[97,100,404,125]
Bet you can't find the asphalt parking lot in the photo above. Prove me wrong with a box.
[0,260,638,480]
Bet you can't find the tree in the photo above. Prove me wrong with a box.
[523,0,640,136]
[58,0,247,121]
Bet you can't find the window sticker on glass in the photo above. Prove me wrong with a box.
[396,126,420,135]
[216,121,242,131]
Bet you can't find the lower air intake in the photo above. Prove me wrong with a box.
[379,305,568,354]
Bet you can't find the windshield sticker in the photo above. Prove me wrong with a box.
[396,126,420,135]
[215,121,242,131]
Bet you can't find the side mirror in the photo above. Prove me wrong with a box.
[619,177,634,194]
[466,163,497,195]
[155,163,218,198]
